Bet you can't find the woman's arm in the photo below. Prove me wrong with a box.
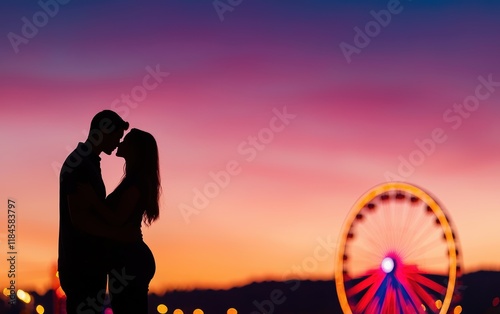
[77,183,140,226]
[67,193,141,242]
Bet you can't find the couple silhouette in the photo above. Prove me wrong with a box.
[58,110,160,314]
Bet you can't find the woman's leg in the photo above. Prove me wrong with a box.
[110,241,156,314]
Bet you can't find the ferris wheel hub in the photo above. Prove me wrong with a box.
[381,257,395,274]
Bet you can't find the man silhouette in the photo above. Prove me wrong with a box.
[58,110,136,314]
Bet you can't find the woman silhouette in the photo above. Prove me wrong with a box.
[80,128,160,313]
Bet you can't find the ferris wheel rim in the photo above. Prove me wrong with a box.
[335,181,458,314]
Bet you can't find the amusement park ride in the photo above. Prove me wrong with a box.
[335,182,463,314]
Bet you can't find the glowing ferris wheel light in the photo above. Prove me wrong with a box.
[381,257,395,274]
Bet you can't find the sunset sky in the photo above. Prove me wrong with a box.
[1,0,500,295]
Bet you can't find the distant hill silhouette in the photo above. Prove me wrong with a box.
[460,270,500,314]
[16,270,500,314]
[149,280,339,313]
[146,271,500,313]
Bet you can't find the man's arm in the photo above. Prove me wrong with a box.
[67,193,140,242]
[77,183,140,226]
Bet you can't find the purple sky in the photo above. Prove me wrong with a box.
[1,0,500,293]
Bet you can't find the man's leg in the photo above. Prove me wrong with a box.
[60,266,107,314]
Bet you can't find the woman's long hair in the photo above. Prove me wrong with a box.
[123,128,161,226]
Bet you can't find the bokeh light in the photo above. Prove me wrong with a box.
[104,308,113,314]
[454,305,463,314]
[16,289,31,304]
[36,305,45,314]
[227,308,238,314]
[157,304,168,313]
[55,286,65,298]
[173,310,184,314]
[193,309,204,314]
[435,300,443,310]
[493,297,500,307]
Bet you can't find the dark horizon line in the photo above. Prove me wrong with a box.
[18,268,500,296]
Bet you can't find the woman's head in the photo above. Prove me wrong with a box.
[116,128,160,225]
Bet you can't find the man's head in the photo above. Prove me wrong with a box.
[88,110,129,155]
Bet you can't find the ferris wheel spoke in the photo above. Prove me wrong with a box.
[397,206,427,256]
[394,286,414,314]
[395,288,409,314]
[349,243,385,261]
[409,278,440,313]
[383,202,393,252]
[350,257,379,269]
[381,201,392,249]
[371,203,394,250]
[382,287,396,314]
[395,286,421,314]
[346,270,383,296]
[362,208,390,253]
[382,202,400,250]
[356,222,387,253]
[395,268,426,313]
[349,257,380,272]
[366,295,382,314]
[390,198,411,250]
[405,237,444,261]
[401,220,438,259]
[402,210,433,248]
[408,254,447,265]
[396,207,414,258]
[408,272,447,295]
[354,273,386,313]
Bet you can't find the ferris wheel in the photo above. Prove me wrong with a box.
[335,182,463,314]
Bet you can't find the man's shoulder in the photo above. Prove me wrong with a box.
[59,143,95,181]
